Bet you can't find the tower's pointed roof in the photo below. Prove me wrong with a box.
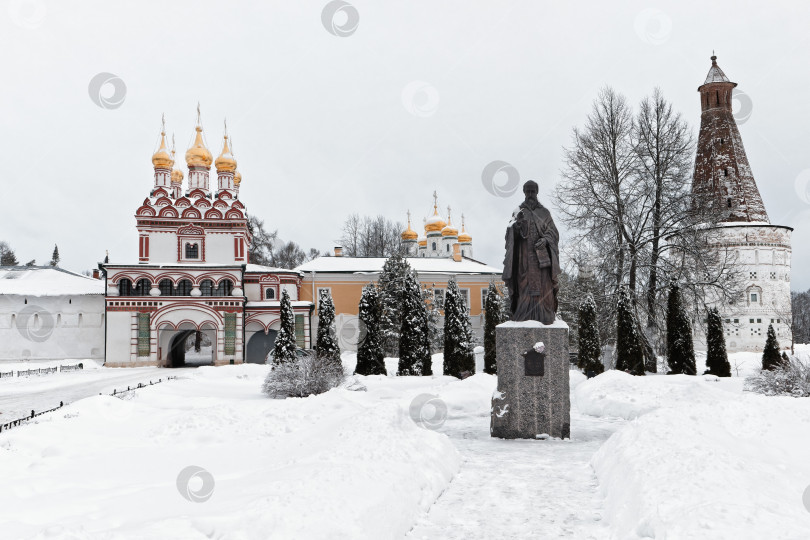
[704,55,731,85]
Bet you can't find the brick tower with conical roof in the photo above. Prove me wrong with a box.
[692,55,769,223]
[691,55,793,353]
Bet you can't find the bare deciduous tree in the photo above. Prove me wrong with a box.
[339,214,405,257]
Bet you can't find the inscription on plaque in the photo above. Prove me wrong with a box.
[523,349,545,377]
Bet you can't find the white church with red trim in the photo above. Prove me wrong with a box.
[101,113,313,367]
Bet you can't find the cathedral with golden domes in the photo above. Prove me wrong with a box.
[401,192,474,260]
[100,108,312,367]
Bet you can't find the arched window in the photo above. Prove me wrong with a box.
[185,243,199,259]
[118,278,133,296]
[134,279,151,296]
[265,288,276,300]
[159,279,174,296]
[216,279,233,297]
[176,279,193,296]
[200,279,214,296]
[446,244,450,252]
[432,242,437,250]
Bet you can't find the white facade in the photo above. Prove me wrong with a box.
[706,224,793,352]
[0,267,105,362]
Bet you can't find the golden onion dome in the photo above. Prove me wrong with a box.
[185,125,213,168]
[424,205,447,233]
[215,136,237,172]
[234,169,242,186]
[441,207,458,237]
[418,238,427,247]
[401,211,419,241]
[171,165,184,184]
[458,214,472,243]
[151,130,173,169]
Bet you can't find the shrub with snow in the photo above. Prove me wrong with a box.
[745,357,810,397]
[262,353,347,398]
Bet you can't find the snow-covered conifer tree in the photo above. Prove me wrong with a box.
[578,294,604,376]
[315,289,340,367]
[355,284,386,375]
[704,307,731,376]
[666,281,696,375]
[483,282,503,374]
[398,271,426,375]
[272,289,297,364]
[50,245,60,267]
[378,254,412,355]
[762,324,783,371]
[616,286,645,376]
[443,277,475,378]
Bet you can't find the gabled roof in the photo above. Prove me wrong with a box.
[295,256,501,275]
[0,266,105,296]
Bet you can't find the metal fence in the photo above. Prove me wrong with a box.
[0,363,84,379]
[0,376,176,434]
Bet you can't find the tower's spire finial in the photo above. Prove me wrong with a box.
[161,113,166,134]
[711,51,717,64]
[224,118,228,138]
[196,102,201,126]
[446,205,452,224]
[407,209,412,226]
[432,190,438,210]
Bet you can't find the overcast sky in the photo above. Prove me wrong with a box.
[2,0,809,288]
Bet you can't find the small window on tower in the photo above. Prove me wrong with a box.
[265,288,275,300]
[185,243,199,259]
[720,138,724,145]
[724,168,728,176]
[432,242,437,251]
[727,198,732,208]
[750,293,758,303]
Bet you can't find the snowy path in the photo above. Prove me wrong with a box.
[407,402,622,539]
[0,367,166,421]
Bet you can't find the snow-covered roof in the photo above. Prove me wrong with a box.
[704,60,730,85]
[295,256,501,275]
[244,264,302,275]
[0,266,105,296]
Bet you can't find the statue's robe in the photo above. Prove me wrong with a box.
[502,201,560,324]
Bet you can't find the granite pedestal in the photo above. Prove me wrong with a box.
[490,320,570,439]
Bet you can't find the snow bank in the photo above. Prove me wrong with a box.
[591,395,810,539]
[574,370,740,420]
[0,365,460,539]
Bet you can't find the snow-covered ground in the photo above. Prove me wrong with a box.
[1,350,809,538]
[0,359,164,421]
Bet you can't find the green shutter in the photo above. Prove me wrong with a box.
[137,313,150,357]
[224,313,237,355]
[294,314,305,348]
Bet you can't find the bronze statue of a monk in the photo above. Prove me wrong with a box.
[502,180,561,324]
